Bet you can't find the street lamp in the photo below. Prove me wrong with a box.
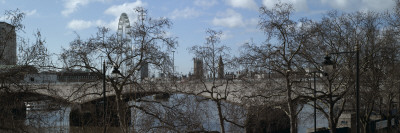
[305,55,336,133]
[322,55,335,75]
[323,45,360,133]
[103,63,122,133]
[112,66,121,79]
[306,68,327,133]
[305,55,335,133]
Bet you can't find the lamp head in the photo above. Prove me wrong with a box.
[111,66,121,78]
[322,55,335,76]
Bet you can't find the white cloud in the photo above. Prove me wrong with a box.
[262,0,394,13]
[213,9,245,28]
[62,0,142,16]
[321,0,394,12]
[361,0,394,12]
[67,19,109,30]
[95,20,107,26]
[104,1,145,17]
[66,1,146,31]
[220,30,233,40]
[0,9,37,21]
[194,0,218,8]
[224,0,258,10]
[248,18,258,26]
[170,7,201,19]
[67,19,93,30]
[25,9,37,16]
[164,31,173,38]
[62,0,93,16]
[104,1,146,30]
[262,0,308,11]
[1,0,5,4]
[212,9,257,28]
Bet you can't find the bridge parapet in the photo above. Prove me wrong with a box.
[15,79,301,105]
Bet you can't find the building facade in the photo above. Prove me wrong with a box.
[141,62,149,80]
[0,22,17,65]
[193,58,203,79]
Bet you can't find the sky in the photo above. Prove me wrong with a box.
[0,0,396,75]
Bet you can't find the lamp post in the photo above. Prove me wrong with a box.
[356,44,360,133]
[172,50,175,76]
[306,68,330,133]
[306,70,318,133]
[103,61,106,133]
[103,63,122,133]
[323,44,359,133]
[305,56,334,133]
[313,72,317,133]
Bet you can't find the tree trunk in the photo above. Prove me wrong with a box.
[216,100,225,133]
[115,91,128,133]
[289,113,297,133]
[387,104,392,133]
[287,78,297,133]
[387,117,392,133]
[328,120,337,133]
[329,99,337,133]
[328,112,337,133]
[362,123,368,133]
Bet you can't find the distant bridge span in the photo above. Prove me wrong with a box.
[16,80,260,105]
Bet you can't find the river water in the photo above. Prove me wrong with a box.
[24,95,327,133]
[24,94,246,132]
[298,104,328,133]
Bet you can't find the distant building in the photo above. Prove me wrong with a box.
[56,70,98,82]
[193,58,204,79]
[0,22,17,65]
[141,62,149,80]
[336,112,383,133]
[24,73,57,83]
[24,69,98,83]
[0,65,38,82]
[218,56,224,79]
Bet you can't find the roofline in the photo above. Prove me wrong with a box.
[0,22,15,27]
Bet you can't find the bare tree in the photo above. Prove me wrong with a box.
[239,3,313,133]
[188,29,246,133]
[376,3,400,132]
[303,11,360,133]
[61,7,176,132]
[0,9,58,132]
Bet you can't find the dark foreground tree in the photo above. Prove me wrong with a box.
[61,7,176,132]
[0,8,55,132]
[238,3,313,133]
[188,29,245,133]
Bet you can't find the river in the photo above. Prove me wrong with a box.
[23,95,327,133]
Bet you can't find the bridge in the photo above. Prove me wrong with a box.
[8,76,325,107]
[2,77,326,131]
[8,79,265,128]
[10,79,259,105]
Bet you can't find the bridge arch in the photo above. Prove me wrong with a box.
[70,91,248,130]
[1,91,69,103]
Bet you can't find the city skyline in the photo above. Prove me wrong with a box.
[0,0,396,74]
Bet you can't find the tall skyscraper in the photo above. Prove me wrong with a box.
[141,62,149,80]
[0,22,17,65]
[218,55,224,79]
[193,58,203,79]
